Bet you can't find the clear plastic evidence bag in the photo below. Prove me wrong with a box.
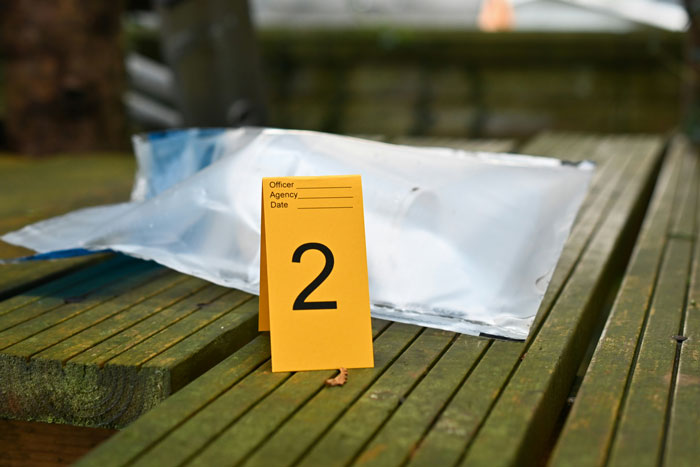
[2,128,594,340]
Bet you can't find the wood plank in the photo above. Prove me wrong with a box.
[605,146,697,466]
[74,320,393,466]
[352,335,488,467]
[74,336,272,466]
[0,156,133,237]
[355,335,489,465]
[126,320,391,467]
[31,276,205,362]
[664,162,700,466]
[105,289,251,368]
[191,323,422,467]
[548,136,687,466]
[0,255,133,321]
[549,137,698,467]
[0,258,159,342]
[1,269,182,356]
[668,143,698,238]
[66,284,229,366]
[293,329,457,467]
[0,259,260,428]
[405,341,517,467]
[461,135,664,466]
[0,258,112,303]
[606,238,693,466]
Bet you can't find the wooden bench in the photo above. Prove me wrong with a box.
[60,132,669,466]
[0,256,260,428]
[549,136,698,466]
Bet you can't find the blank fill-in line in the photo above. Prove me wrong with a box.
[296,186,352,189]
[298,196,354,199]
[297,206,354,209]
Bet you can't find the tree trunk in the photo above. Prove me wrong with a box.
[0,0,126,155]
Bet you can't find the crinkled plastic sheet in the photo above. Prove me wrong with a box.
[1,128,594,339]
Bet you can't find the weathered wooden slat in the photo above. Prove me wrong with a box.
[605,146,697,466]
[0,263,260,428]
[126,320,390,467]
[74,319,391,466]
[0,258,112,303]
[664,172,700,466]
[192,323,426,467]
[605,238,692,466]
[148,358,291,465]
[144,298,261,392]
[0,259,159,342]
[105,289,251,368]
[0,156,133,223]
[521,132,604,163]
[0,255,132,321]
[0,418,116,466]
[548,136,686,467]
[668,144,698,238]
[68,283,228,366]
[74,335,272,466]
[405,341,517,467]
[2,270,183,357]
[32,276,204,362]
[461,136,664,466]
[352,335,488,467]
[551,139,696,465]
[292,329,458,467]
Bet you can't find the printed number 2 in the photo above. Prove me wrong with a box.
[292,242,338,310]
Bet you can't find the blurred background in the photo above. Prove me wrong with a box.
[0,0,696,155]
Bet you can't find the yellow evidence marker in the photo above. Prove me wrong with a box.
[259,175,374,372]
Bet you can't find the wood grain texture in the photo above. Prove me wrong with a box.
[74,320,392,466]
[296,328,456,467]
[550,136,698,467]
[461,135,664,466]
[607,145,697,467]
[75,336,272,466]
[0,256,259,428]
[132,320,391,467]
[664,160,700,467]
[606,238,692,467]
[353,334,488,467]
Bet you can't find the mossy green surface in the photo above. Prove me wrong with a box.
[74,134,675,465]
